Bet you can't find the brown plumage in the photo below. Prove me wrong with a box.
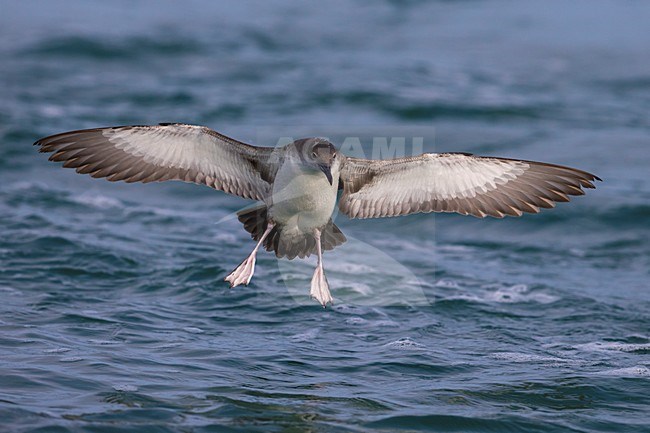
[36,123,279,201]
[35,122,600,306]
[338,154,600,219]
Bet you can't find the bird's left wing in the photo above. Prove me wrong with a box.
[339,153,600,219]
[35,123,280,201]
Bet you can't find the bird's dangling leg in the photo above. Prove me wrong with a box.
[225,223,274,288]
[310,228,333,307]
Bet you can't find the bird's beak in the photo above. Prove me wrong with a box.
[318,163,333,185]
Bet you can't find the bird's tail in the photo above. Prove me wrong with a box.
[237,204,346,260]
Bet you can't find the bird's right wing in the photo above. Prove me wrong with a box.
[35,123,280,201]
[339,153,600,219]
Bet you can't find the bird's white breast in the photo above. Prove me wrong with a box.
[269,158,340,231]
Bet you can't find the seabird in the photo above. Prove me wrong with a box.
[35,123,601,306]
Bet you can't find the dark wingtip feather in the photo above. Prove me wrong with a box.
[33,135,50,147]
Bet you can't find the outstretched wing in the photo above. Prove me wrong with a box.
[35,123,280,201]
[339,153,600,219]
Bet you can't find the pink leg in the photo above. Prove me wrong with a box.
[225,223,274,288]
[310,228,333,307]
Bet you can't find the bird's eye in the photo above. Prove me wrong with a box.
[312,151,317,158]
[332,152,337,158]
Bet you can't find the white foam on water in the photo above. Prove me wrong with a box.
[289,328,319,342]
[335,263,376,274]
[345,317,368,325]
[39,104,65,118]
[112,384,139,392]
[441,284,559,305]
[72,192,123,209]
[442,293,484,302]
[594,366,650,377]
[80,309,99,315]
[213,232,239,243]
[569,248,587,257]
[490,352,572,364]
[343,317,399,327]
[384,338,426,350]
[486,285,559,304]
[435,279,461,288]
[44,347,71,353]
[59,357,83,362]
[127,205,200,219]
[574,341,650,353]
[88,339,121,345]
[183,327,205,334]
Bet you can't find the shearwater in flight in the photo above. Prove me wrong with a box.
[35,123,600,306]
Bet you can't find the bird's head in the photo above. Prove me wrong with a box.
[294,138,338,185]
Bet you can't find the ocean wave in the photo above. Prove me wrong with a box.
[383,337,426,350]
[594,366,650,377]
[597,76,650,93]
[438,283,560,305]
[288,328,320,342]
[490,352,574,364]
[574,341,650,354]
[304,89,546,121]
[367,413,554,432]
[59,356,84,363]
[594,204,650,229]
[98,91,197,108]
[70,192,124,210]
[2,3,649,432]
[43,347,72,354]
[23,35,204,60]
[112,384,139,392]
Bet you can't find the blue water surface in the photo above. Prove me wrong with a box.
[1,1,649,432]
